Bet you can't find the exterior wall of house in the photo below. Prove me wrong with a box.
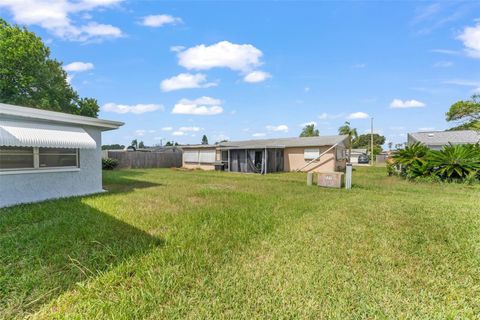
[284,146,338,172]
[182,147,217,170]
[0,126,103,208]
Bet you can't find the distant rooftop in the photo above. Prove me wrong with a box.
[409,130,480,146]
[180,135,348,149]
[218,135,348,149]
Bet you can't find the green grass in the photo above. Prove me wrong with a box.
[1,167,479,319]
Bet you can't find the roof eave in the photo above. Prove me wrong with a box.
[0,103,124,131]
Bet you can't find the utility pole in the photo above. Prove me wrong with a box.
[370,117,374,166]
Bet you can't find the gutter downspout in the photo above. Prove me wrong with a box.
[296,142,340,172]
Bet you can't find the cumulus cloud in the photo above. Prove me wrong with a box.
[347,112,370,119]
[160,73,217,92]
[390,99,426,108]
[458,22,480,58]
[161,127,173,131]
[171,96,223,115]
[266,125,289,133]
[140,14,182,27]
[243,71,271,83]
[318,113,344,120]
[0,0,123,42]
[300,121,317,127]
[63,61,94,72]
[177,41,263,72]
[103,102,163,114]
[172,131,185,136]
[252,133,266,137]
[178,126,201,132]
[433,61,453,68]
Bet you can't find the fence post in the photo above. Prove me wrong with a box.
[345,163,352,189]
[307,172,313,186]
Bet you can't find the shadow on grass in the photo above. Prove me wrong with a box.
[0,177,163,318]
[102,169,165,193]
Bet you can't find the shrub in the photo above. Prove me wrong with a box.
[102,158,119,170]
[389,143,480,183]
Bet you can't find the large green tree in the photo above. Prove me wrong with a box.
[201,135,209,145]
[300,124,319,137]
[0,19,99,117]
[446,94,480,131]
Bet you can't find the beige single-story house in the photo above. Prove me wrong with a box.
[0,103,123,207]
[182,135,348,173]
[407,130,480,150]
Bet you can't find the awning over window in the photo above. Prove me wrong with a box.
[0,120,97,149]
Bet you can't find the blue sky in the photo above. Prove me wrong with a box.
[1,1,480,146]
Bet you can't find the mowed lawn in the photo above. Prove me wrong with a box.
[1,167,479,319]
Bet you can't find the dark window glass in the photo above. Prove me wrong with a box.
[39,148,78,168]
[0,147,34,169]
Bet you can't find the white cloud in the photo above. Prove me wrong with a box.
[172,131,185,136]
[390,99,426,108]
[418,127,435,131]
[266,125,289,133]
[140,14,182,27]
[318,113,344,120]
[170,45,186,52]
[160,73,217,92]
[63,61,94,72]
[178,126,201,132]
[430,49,461,55]
[135,129,146,137]
[352,63,366,68]
[177,41,263,72]
[171,96,223,115]
[347,112,370,119]
[0,0,123,42]
[161,127,173,131]
[103,102,163,114]
[243,71,271,83]
[458,22,480,58]
[252,133,266,137]
[433,61,453,68]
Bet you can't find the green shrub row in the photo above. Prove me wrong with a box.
[388,142,480,183]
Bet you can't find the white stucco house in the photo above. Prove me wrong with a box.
[0,103,123,208]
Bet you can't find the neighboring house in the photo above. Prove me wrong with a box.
[407,130,480,150]
[349,148,367,164]
[0,103,123,208]
[182,135,348,173]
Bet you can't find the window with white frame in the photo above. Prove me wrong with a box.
[304,148,320,160]
[0,147,79,171]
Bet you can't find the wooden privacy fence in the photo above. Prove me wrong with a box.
[105,151,183,169]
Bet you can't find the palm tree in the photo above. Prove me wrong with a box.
[300,124,319,137]
[338,121,358,161]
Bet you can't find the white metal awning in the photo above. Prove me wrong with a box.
[0,120,97,149]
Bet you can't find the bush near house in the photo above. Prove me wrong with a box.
[102,157,119,170]
[390,142,480,183]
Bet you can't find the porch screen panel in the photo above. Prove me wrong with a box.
[183,150,199,163]
[199,150,215,163]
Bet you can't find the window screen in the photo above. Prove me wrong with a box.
[199,150,216,163]
[39,148,78,168]
[183,150,199,163]
[0,147,34,170]
[304,148,320,160]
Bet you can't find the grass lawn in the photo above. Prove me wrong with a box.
[1,167,479,319]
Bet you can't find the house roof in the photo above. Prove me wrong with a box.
[180,144,217,149]
[350,148,367,154]
[408,130,480,146]
[217,135,348,149]
[0,103,124,131]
